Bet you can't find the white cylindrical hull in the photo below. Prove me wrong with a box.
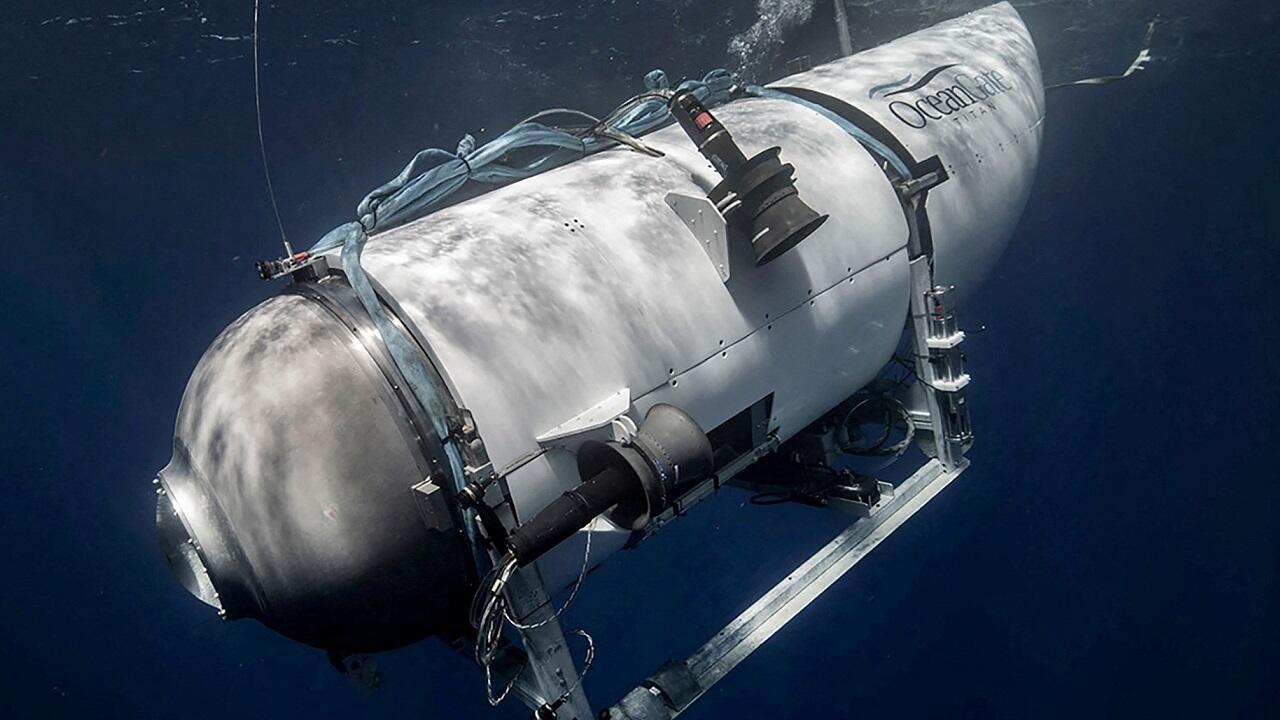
[156,3,1045,640]
[356,3,1043,582]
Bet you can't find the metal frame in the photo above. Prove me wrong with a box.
[496,565,594,717]
[605,457,965,719]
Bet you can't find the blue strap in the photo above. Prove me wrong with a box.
[337,226,488,573]
[309,69,735,256]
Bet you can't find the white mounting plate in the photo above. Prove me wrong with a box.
[535,387,632,444]
[931,374,971,392]
[926,330,966,350]
[664,192,731,283]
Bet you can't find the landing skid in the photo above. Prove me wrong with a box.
[605,457,965,719]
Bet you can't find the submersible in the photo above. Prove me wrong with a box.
[154,3,1043,715]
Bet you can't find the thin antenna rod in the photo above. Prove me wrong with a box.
[253,0,292,257]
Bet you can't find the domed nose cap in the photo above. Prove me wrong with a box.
[154,290,473,653]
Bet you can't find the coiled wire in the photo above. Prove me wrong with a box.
[470,522,596,706]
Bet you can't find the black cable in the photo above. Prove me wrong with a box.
[252,0,290,257]
[469,523,597,707]
[748,492,795,506]
[841,396,916,460]
[749,462,845,506]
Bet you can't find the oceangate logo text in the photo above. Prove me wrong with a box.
[871,65,1015,129]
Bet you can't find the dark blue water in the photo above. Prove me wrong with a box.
[3,2,1277,718]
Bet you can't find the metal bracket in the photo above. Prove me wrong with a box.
[256,251,329,282]
[664,192,731,283]
[823,480,896,518]
[463,461,496,487]
[641,434,779,539]
[536,388,632,444]
[610,415,639,444]
[897,169,946,199]
[409,477,454,532]
[905,275,973,467]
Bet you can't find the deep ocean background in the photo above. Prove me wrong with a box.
[2,1,1278,718]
